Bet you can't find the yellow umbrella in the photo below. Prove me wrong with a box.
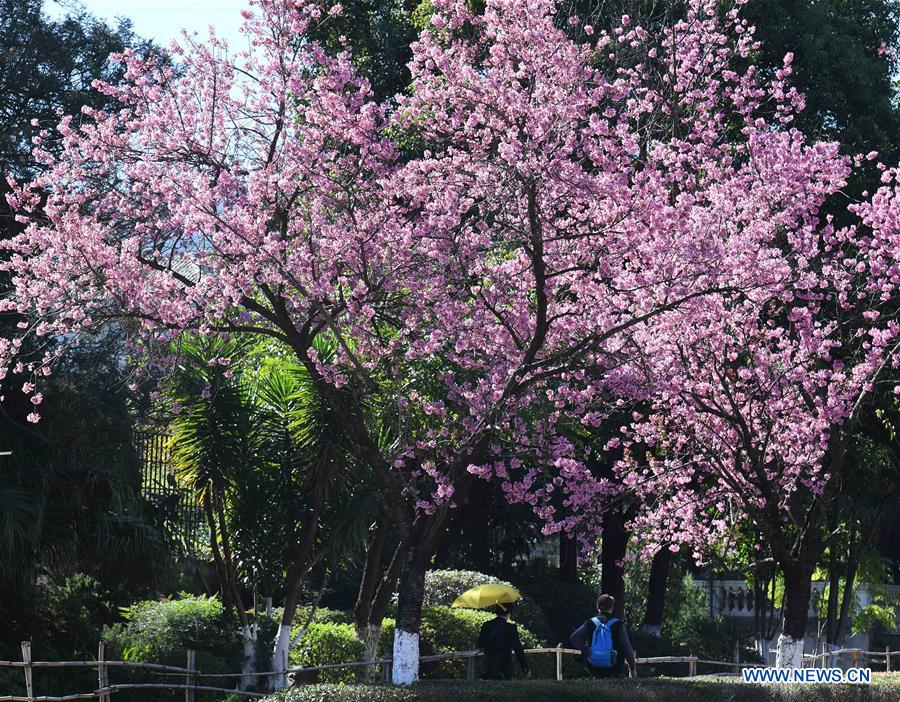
[451,584,521,610]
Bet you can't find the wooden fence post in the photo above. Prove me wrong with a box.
[734,640,740,673]
[467,654,475,681]
[556,643,563,681]
[885,647,891,673]
[98,641,109,702]
[851,649,858,669]
[688,656,697,677]
[185,649,196,702]
[382,659,391,683]
[21,641,33,701]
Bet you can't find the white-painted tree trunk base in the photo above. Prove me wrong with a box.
[641,625,662,637]
[239,624,257,691]
[269,623,292,691]
[775,634,804,669]
[357,624,382,682]
[391,629,419,685]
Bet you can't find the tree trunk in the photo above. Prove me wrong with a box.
[354,516,401,682]
[392,543,429,685]
[240,623,257,691]
[834,494,889,643]
[358,623,382,677]
[754,569,778,647]
[825,542,840,645]
[642,548,671,636]
[834,521,860,644]
[776,565,813,668]
[601,506,631,618]
[355,517,389,629]
[201,492,233,611]
[559,532,578,583]
[270,579,303,691]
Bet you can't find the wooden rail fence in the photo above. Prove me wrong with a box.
[766,646,899,671]
[1,641,897,701]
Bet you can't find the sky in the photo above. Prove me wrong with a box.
[45,0,248,50]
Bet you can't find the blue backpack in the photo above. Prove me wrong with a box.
[587,616,619,668]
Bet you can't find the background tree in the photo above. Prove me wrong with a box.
[308,0,421,101]
[168,335,374,689]
[622,200,899,665]
[745,0,900,165]
[0,0,163,667]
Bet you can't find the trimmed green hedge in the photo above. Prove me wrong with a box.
[378,606,541,679]
[291,623,366,684]
[287,605,545,681]
[423,570,550,642]
[103,594,238,673]
[269,676,900,702]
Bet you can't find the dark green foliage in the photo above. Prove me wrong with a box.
[618,564,762,674]
[0,343,168,664]
[269,677,900,702]
[42,572,114,656]
[511,561,599,645]
[103,594,238,672]
[0,0,154,178]
[422,569,551,643]
[745,0,900,154]
[291,623,367,683]
[433,481,550,573]
[168,335,375,604]
[307,0,420,101]
[0,572,114,697]
[742,0,900,202]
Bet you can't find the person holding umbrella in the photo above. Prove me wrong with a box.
[452,584,531,680]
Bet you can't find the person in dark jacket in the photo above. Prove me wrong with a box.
[570,594,636,678]
[476,603,531,680]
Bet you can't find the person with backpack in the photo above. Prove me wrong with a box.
[476,602,532,680]
[570,594,636,678]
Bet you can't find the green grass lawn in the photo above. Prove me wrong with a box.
[268,673,900,702]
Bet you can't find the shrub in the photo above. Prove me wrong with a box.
[653,578,762,672]
[422,570,504,608]
[379,606,541,679]
[0,574,115,697]
[103,593,237,673]
[290,622,365,683]
[268,677,900,702]
[294,606,355,626]
[422,569,550,642]
[43,572,115,657]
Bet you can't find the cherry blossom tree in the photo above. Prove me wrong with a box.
[4,0,896,682]
[619,162,900,665]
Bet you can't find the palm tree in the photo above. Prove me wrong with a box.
[168,335,375,690]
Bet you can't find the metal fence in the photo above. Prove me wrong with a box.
[133,428,203,553]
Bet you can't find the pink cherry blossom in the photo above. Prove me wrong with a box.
[2,0,898,672]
